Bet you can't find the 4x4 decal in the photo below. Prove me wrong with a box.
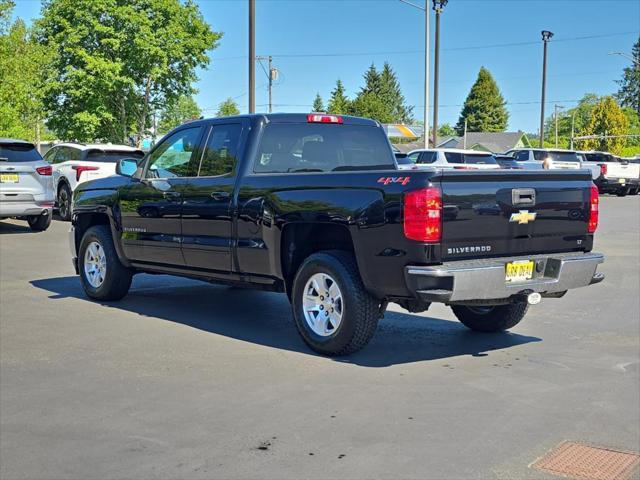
[377,176,410,186]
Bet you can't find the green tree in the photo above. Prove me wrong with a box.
[615,37,640,115]
[438,123,455,137]
[327,79,350,115]
[36,0,220,144]
[360,63,382,96]
[312,93,325,113]
[216,98,240,117]
[455,67,508,135]
[0,11,53,143]
[579,96,629,155]
[158,95,201,133]
[349,91,394,124]
[622,107,640,147]
[378,62,413,124]
[0,0,14,34]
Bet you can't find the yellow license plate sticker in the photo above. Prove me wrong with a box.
[0,173,19,183]
[505,260,534,282]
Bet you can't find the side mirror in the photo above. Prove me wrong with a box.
[116,158,139,177]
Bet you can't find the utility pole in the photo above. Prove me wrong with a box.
[432,0,447,147]
[539,30,553,147]
[554,104,563,148]
[463,118,467,149]
[570,112,575,150]
[256,55,278,113]
[398,0,429,148]
[248,0,255,114]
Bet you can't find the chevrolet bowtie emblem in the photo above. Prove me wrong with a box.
[510,210,537,224]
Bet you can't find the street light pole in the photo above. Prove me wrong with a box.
[399,0,429,148]
[432,0,447,148]
[570,112,575,150]
[539,30,553,147]
[248,0,255,114]
[554,104,563,148]
[609,51,640,66]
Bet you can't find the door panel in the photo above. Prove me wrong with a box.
[119,126,204,266]
[181,122,243,272]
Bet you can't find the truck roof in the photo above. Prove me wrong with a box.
[196,113,380,127]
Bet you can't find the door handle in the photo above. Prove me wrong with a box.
[210,191,230,200]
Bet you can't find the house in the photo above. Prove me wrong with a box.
[436,132,531,153]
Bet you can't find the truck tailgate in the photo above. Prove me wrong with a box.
[437,170,594,260]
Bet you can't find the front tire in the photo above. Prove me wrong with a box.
[451,303,529,332]
[78,225,132,301]
[57,183,72,221]
[291,250,380,356]
[27,213,51,232]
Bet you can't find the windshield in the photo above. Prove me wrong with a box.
[254,123,395,173]
[0,142,42,162]
[86,150,145,163]
[444,152,497,164]
[548,151,580,163]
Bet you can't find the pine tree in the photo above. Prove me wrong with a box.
[455,67,509,135]
[312,93,325,113]
[216,98,240,117]
[615,37,640,116]
[378,62,414,124]
[327,79,350,115]
[360,63,382,96]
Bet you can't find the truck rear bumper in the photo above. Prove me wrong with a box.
[405,252,604,303]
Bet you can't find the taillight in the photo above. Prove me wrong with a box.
[307,114,343,124]
[36,165,52,176]
[404,186,442,242]
[600,164,607,176]
[588,184,599,234]
[72,165,99,181]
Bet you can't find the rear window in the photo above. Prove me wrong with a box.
[253,123,394,173]
[444,152,497,164]
[548,151,580,163]
[86,149,145,163]
[0,142,42,162]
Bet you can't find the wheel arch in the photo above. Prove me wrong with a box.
[73,211,131,268]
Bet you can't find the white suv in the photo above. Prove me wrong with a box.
[44,143,144,220]
[403,148,501,170]
[504,148,583,170]
[0,139,54,231]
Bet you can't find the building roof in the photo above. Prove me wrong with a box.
[407,148,494,155]
[436,132,529,153]
[54,142,140,151]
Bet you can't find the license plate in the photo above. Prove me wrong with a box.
[0,173,19,183]
[505,260,534,283]
[618,178,626,184]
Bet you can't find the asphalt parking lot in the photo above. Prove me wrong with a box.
[1,195,639,480]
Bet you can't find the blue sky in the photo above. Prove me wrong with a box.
[12,0,640,133]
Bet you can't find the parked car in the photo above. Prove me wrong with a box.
[405,149,501,170]
[494,154,523,169]
[504,148,583,170]
[0,139,54,231]
[69,113,604,356]
[44,143,145,220]
[577,151,640,196]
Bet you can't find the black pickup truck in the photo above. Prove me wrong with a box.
[69,113,604,355]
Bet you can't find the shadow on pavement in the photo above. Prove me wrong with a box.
[0,221,34,234]
[31,275,541,367]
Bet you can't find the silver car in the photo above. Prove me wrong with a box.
[0,139,54,231]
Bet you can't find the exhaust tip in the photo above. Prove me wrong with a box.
[527,292,542,305]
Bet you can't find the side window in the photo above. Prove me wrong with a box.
[444,152,463,164]
[145,127,203,179]
[198,124,242,177]
[54,147,70,164]
[44,148,57,163]
[419,151,437,164]
[407,152,420,163]
[69,147,82,161]
[533,150,547,161]
[516,151,529,161]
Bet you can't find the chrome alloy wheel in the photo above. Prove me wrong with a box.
[302,273,344,337]
[84,241,107,288]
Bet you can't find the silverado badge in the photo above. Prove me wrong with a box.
[510,210,537,225]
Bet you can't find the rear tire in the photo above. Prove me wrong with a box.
[27,213,51,232]
[451,303,529,332]
[57,183,72,221]
[629,186,639,195]
[291,250,380,356]
[78,225,132,301]
[616,187,629,197]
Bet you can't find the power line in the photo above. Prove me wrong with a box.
[210,31,637,62]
